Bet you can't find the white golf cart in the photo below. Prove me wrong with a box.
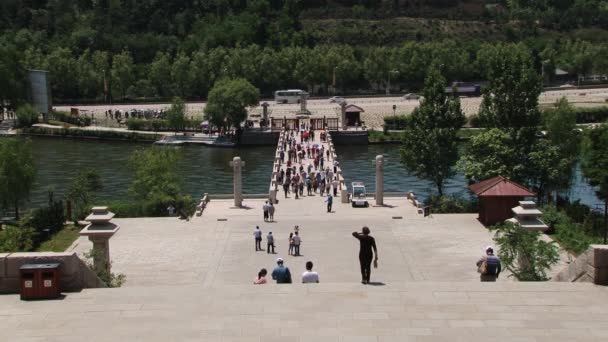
[351,182,369,208]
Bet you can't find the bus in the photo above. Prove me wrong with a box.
[274,89,306,104]
[444,82,481,97]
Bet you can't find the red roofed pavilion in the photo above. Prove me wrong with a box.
[469,176,536,226]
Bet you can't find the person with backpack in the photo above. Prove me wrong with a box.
[476,246,502,282]
[271,258,292,284]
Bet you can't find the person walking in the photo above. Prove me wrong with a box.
[332,177,339,197]
[268,202,275,222]
[352,227,378,284]
[292,231,301,256]
[283,179,290,198]
[476,246,502,282]
[254,226,263,251]
[267,232,275,254]
[253,268,267,284]
[325,194,333,213]
[302,261,320,283]
[263,201,270,222]
[288,232,294,255]
[271,258,292,284]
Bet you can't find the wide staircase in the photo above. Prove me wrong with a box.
[1,281,607,341]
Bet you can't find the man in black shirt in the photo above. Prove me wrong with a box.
[352,226,378,284]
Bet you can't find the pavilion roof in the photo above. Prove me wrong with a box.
[469,176,536,197]
[344,104,365,113]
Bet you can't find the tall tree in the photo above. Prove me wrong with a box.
[149,52,172,97]
[166,97,186,134]
[460,44,543,184]
[528,98,580,202]
[477,44,543,130]
[0,138,36,220]
[111,50,135,100]
[581,123,608,243]
[400,64,465,195]
[204,78,260,131]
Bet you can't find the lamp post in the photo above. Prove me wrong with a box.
[387,70,399,95]
[333,66,338,95]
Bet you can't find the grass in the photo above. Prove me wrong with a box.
[35,225,80,252]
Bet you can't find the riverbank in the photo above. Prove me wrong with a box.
[20,125,162,142]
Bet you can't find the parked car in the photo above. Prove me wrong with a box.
[329,96,346,104]
[403,93,420,100]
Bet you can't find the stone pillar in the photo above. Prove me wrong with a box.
[300,92,308,112]
[262,102,269,126]
[340,102,347,130]
[79,207,120,275]
[230,157,245,207]
[375,155,384,206]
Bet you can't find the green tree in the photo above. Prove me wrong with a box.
[477,44,543,130]
[171,53,193,97]
[400,65,465,195]
[529,98,580,202]
[15,104,39,128]
[128,148,182,202]
[492,222,560,281]
[581,123,608,243]
[166,97,186,134]
[0,138,36,220]
[457,128,521,181]
[149,52,172,97]
[204,78,260,131]
[68,169,103,220]
[111,50,135,100]
[0,225,36,252]
[0,40,26,110]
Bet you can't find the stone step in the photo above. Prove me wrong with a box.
[2,281,607,341]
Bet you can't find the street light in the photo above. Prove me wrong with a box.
[387,70,399,95]
[333,66,338,95]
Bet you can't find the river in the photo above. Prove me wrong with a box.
[24,137,601,209]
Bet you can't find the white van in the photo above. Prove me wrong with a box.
[274,89,305,104]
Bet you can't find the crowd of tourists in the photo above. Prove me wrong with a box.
[276,129,341,207]
[104,108,166,121]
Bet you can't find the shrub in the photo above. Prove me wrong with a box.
[424,194,478,213]
[491,221,560,281]
[51,111,91,126]
[541,204,595,255]
[15,104,39,128]
[383,115,409,131]
[26,191,65,238]
[0,225,37,252]
[21,126,158,141]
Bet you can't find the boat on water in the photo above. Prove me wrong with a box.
[154,134,236,147]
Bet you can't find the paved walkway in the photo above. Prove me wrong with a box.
[271,129,341,206]
[69,198,502,287]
